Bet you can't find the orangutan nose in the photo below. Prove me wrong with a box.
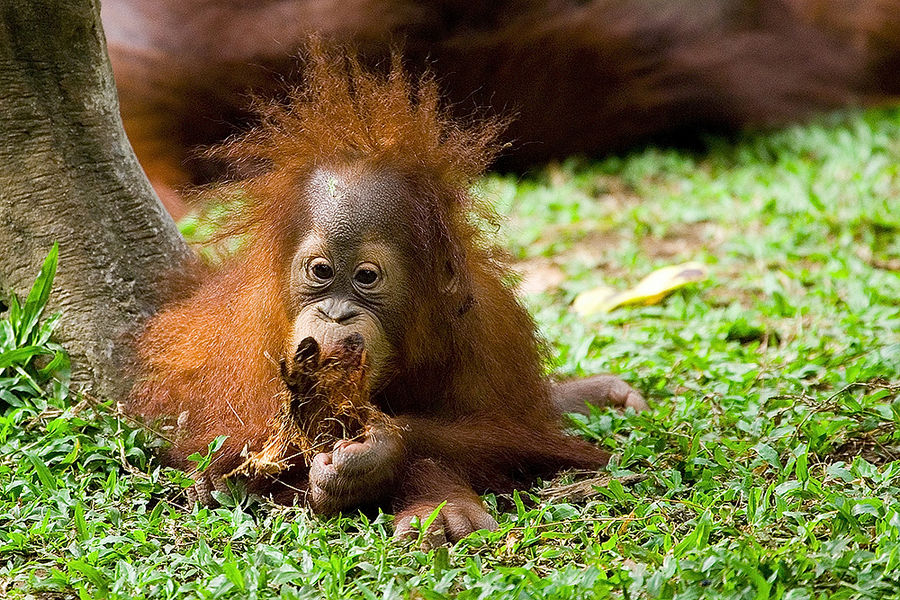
[317,298,361,323]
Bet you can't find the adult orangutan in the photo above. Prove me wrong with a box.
[128,46,646,543]
[102,0,900,218]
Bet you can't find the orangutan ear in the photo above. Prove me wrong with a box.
[441,259,475,317]
[442,260,460,295]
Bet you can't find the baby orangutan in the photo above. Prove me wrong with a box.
[129,45,646,543]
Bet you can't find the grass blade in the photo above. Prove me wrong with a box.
[17,242,58,345]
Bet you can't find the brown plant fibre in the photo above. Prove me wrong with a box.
[229,336,395,480]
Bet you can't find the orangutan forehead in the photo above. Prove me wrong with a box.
[304,167,412,244]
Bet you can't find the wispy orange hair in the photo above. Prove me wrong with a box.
[194,40,510,271]
[213,39,505,190]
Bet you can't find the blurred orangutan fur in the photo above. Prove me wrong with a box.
[102,0,900,218]
[127,43,647,543]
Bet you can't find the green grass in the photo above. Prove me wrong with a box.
[2,108,900,599]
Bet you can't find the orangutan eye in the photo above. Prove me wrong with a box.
[308,258,334,283]
[353,263,380,288]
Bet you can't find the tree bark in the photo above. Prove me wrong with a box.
[0,0,192,401]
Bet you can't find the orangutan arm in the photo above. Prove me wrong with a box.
[306,411,609,513]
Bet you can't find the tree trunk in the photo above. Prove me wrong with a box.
[0,0,192,401]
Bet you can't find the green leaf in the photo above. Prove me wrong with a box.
[36,312,61,346]
[68,559,108,595]
[17,243,58,345]
[355,582,379,600]
[221,561,245,591]
[754,443,781,470]
[7,295,21,331]
[0,319,13,352]
[794,448,809,482]
[24,451,57,491]
[422,501,447,532]
[187,434,229,472]
[74,502,89,541]
[38,350,70,378]
[0,345,52,369]
[433,546,450,577]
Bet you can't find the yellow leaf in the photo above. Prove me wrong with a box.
[573,262,708,315]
